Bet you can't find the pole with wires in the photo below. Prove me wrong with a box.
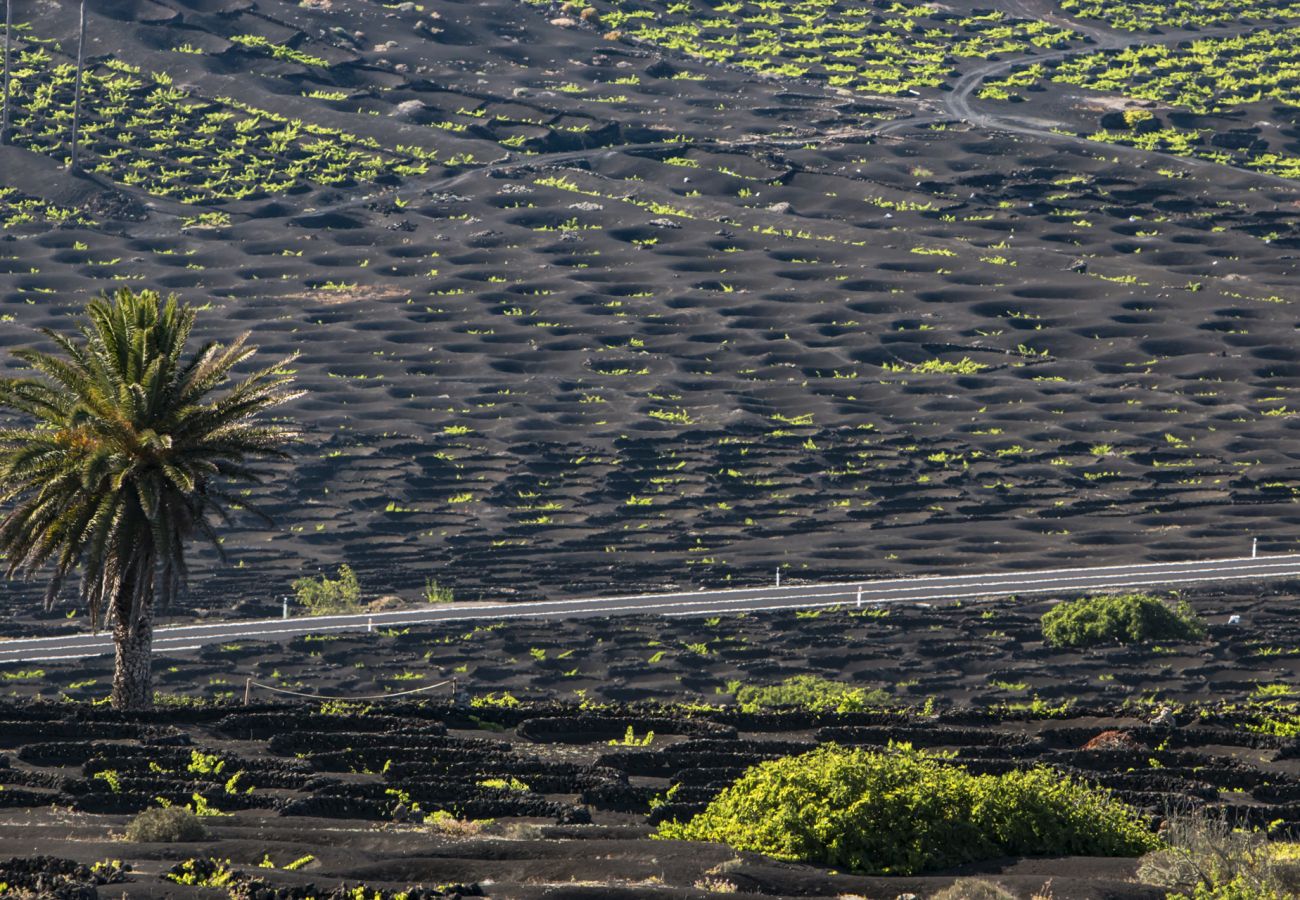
[69,0,86,172]
[1,0,13,145]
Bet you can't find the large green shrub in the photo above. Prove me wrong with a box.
[730,674,891,713]
[656,743,1157,875]
[1040,592,1206,648]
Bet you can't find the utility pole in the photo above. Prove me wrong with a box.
[68,0,86,172]
[1,0,12,145]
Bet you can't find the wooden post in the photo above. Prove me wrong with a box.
[1,0,13,145]
[243,677,252,706]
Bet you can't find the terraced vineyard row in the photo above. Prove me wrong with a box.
[976,24,1300,179]
[1059,0,1300,32]
[571,0,1078,95]
[0,33,432,204]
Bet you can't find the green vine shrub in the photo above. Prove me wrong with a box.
[1041,592,1206,648]
[656,743,1158,875]
[729,674,890,713]
[292,564,362,615]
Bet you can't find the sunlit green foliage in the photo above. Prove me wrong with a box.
[979,27,1300,177]
[1059,0,1300,31]
[582,0,1076,96]
[1041,592,1206,648]
[657,743,1158,875]
[1052,29,1300,114]
[293,564,363,615]
[0,187,94,229]
[0,37,430,203]
[729,674,891,712]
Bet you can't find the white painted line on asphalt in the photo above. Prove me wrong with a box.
[23,552,1292,643]
[7,555,1296,650]
[2,557,1297,661]
[662,569,1300,617]
[6,563,1300,661]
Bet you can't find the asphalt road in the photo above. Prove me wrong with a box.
[2,554,1298,662]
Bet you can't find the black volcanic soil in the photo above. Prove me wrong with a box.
[0,0,1298,616]
[0,587,1297,896]
[2,0,1300,895]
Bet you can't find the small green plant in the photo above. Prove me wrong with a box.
[423,577,454,603]
[93,770,122,793]
[1041,593,1206,648]
[2,669,45,681]
[188,793,228,817]
[229,34,328,67]
[125,806,206,842]
[478,776,530,792]
[164,858,237,887]
[470,691,521,708]
[223,771,252,794]
[319,699,373,716]
[729,674,892,713]
[609,726,655,746]
[187,750,225,776]
[293,564,361,615]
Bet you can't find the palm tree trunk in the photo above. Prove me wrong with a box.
[1,0,12,145]
[110,587,154,710]
[68,0,86,172]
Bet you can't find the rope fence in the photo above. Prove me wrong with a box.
[243,677,456,704]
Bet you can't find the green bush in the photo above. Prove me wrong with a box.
[125,806,207,842]
[1040,592,1206,648]
[1138,812,1300,900]
[656,743,1157,875]
[292,564,361,615]
[729,674,891,713]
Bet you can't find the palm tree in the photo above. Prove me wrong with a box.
[0,289,301,709]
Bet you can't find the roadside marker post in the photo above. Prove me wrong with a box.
[856,587,863,609]
[775,568,781,588]
[282,597,289,620]
[1253,538,1258,558]
[367,618,373,633]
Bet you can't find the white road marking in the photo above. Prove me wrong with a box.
[1,556,1296,661]
[19,552,1296,646]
